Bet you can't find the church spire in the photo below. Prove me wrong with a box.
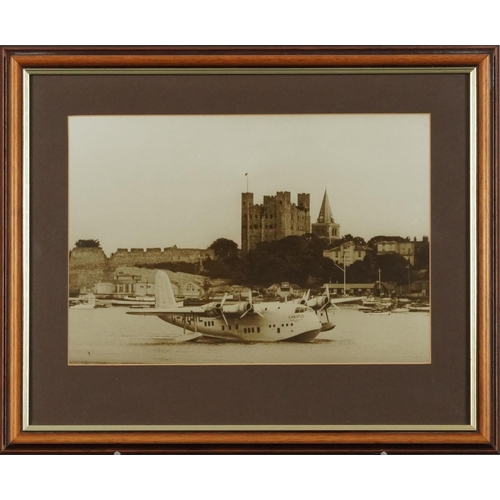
[317,190,334,224]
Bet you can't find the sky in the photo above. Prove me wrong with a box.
[69,114,430,256]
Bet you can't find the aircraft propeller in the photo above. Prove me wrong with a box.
[298,289,310,305]
[321,286,331,322]
[240,290,264,319]
[215,293,229,325]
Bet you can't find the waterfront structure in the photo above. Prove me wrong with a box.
[376,239,414,265]
[69,245,214,294]
[323,240,371,266]
[311,190,340,243]
[376,238,430,266]
[326,281,395,297]
[241,191,311,253]
[80,267,206,299]
[323,283,374,296]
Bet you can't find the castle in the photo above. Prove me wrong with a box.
[241,191,311,252]
[241,189,340,252]
[69,246,214,293]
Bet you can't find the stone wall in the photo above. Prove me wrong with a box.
[69,247,113,292]
[109,246,214,267]
[69,246,214,292]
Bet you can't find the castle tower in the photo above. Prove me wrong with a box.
[311,190,340,243]
[241,191,311,253]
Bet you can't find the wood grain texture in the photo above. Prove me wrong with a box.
[8,53,491,68]
[1,48,6,453]
[1,46,498,453]
[6,56,24,449]
[477,57,491,444]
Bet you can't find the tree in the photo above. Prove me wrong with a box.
[242,234,331,287]
[374,253,411,284]
[75,239,100,248]
[209,238,239,259]
[328,235,366,248]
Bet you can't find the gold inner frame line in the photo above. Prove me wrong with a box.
[22,67,478,432]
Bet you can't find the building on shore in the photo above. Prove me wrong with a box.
[324,282,397,297]
[241,191,311,253]
[69,245,214,294]
[323,283,375,296]
[90,267,206,299]
[375,236,429,267]
[311,190,340,243]
[323,240,372,266]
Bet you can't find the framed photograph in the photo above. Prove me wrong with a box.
[1,46,498,453]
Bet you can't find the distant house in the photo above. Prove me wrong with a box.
[93,282,114,296]
[374,281,396,297]
[323,241,371,266]
[376,240,415,265]
[323,283,374,296]
[133,281,156,297]
[323,282,396,297]
[181,280,204,298]
[113,271,142,295]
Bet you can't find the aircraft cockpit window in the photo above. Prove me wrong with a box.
[295,307,305,313]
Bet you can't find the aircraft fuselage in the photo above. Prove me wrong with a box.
[158,302,323,342]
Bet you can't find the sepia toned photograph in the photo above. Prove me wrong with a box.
[68,113,431,365]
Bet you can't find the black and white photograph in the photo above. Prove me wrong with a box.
[68,113,431,365]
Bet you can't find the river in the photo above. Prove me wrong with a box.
[68,305,431,365]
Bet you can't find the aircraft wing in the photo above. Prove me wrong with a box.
[330,296,367,304]
[126,306,207,316]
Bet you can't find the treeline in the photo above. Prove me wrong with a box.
[203,235,426,288]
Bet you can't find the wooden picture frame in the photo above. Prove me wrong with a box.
[1,46,498,454]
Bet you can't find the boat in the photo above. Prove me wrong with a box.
[391,307,409,313]
[70,293,96,309]
[112,295,155,307]
[359,305,377,311]
[408,305,430,312]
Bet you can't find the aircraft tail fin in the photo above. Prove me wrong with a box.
[155,271,177,308]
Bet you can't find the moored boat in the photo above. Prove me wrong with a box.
[112,296,155,307]
[391,307,409,313]
[408,305,430,312]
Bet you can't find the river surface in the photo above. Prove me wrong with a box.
[68,305,431,365]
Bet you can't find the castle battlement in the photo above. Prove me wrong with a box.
[70,245,215,293]
[241,191,311,253]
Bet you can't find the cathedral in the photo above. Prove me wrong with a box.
[311,190,341,243]
[241,189,340,252]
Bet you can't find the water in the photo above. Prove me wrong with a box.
[69,305,431,365]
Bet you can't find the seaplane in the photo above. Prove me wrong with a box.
[126,271,363,343]
[294,288,366,332]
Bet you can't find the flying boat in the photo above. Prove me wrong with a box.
[127,271,328,342]
[294,288,366,332]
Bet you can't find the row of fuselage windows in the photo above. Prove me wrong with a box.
[201,321,293,333]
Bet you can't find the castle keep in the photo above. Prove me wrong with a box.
[241,191,311,252]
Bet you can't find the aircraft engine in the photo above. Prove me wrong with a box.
[221,302,252,314]
[306,295,331,310]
